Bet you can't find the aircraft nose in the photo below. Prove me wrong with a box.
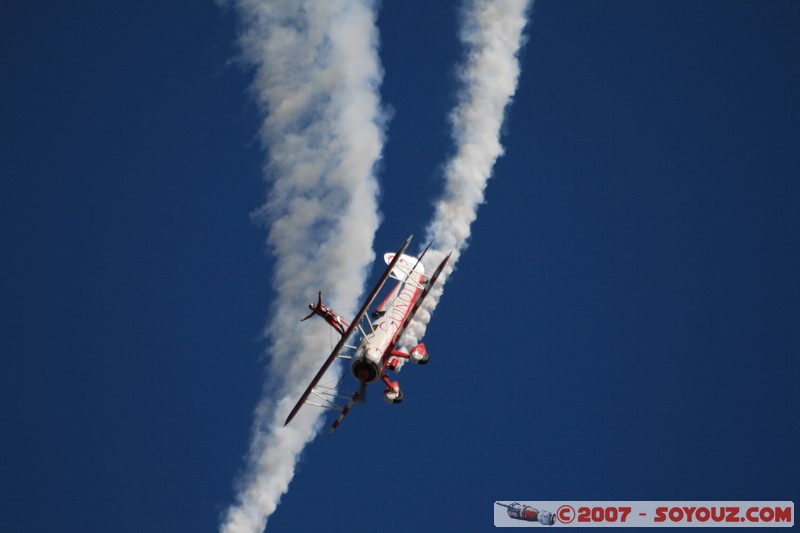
[351,360,378,383]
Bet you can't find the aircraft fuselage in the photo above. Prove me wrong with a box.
[350,254,423,383]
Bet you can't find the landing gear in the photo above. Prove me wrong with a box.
[381,375,403,404]
[389,343,430,367]
[409,343,429,365]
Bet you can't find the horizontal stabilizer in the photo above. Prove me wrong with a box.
[384,252,427,287]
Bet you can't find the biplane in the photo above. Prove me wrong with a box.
[284,235,450,434]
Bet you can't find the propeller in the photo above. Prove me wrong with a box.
[356,381,368,403]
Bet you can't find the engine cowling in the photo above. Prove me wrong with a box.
[409,343,429,365]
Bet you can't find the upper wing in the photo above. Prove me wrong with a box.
[283,235,413,426]
[390,251,451,347]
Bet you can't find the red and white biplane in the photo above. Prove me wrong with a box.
[284,235,450,434]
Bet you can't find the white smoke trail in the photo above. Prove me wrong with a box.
[401,0,532,348]
[220,1,386,531]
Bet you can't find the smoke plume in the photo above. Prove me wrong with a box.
[220,1,386,531]
[400,0,532,349]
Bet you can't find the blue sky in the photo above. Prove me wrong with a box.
[1,1,798,532]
